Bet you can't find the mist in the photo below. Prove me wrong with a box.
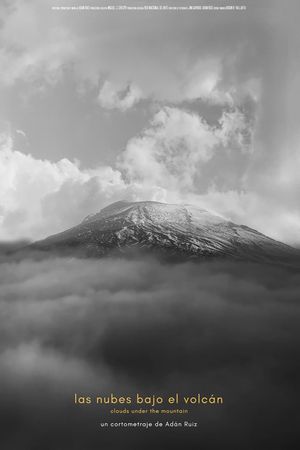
[0,253,299,449]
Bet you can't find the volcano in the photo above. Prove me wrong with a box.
[31,200,299,264]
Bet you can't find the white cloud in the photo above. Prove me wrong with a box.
[181,58,232,104]
[119,107,218,190]
[98,80,143,111]
[0,134,126,240]
[0,0,77,86]
[218,109,254,151]
[15,129,26,138]
[0,107,260,242]
[119,106,251,191]
[0,1,262,108]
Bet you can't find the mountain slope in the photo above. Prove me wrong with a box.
[32,200,299,264]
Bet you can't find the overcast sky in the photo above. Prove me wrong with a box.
[0,0,299,245]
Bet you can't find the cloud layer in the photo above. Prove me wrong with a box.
[0,254,299,449]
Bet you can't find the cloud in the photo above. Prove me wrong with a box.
[98,80,143,111]
[0,254,299,449]
[15,129,26,138]
[119,107,251,192]
[0,134,126,240]
[0,0,263,106]
[0,107,252,241]
[119,108,219,191]
[1,101,300,247]
[0,0,77,86]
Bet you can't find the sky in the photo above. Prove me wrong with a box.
[0,0,300,245]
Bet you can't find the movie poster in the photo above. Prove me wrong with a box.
[0,1,299,449]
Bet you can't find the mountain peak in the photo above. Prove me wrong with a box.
[82,200,225,227]
[34,200,298,264]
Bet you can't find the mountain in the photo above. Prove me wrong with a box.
[32,200,299,264]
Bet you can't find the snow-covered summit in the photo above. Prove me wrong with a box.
[82,200,225,227]
[34,200,298,263]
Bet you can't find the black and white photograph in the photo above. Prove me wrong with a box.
[0,1,299,449]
